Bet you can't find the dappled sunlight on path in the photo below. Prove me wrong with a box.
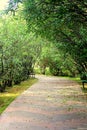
[0,75,87,130]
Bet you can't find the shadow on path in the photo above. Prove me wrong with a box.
[0,75,87,130]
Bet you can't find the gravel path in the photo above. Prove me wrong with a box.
[0,75,87,130]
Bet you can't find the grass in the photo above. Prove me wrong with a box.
[58,75,87,94]
[67,76,87,94]
[0,78,38,114]
[81,87,87,92]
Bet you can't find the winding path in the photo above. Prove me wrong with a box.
[0,75,87,130]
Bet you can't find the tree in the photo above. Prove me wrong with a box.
[3,0,87,78]
[38,42,77,76]
[0,12,42,92]
[5,0,22,15]
[23,0,87,76]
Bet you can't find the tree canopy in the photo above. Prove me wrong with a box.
[0,0,87,92]
[23,0,87,74]
[0,13,42,92]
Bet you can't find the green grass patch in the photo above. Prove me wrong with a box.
[66,76,87,94]
[0,78,38,114]
[81,87,87,93]
[60,76,81,84]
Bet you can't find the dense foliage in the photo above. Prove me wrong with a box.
[0,0,87,92]
[0,13,42,92]
[23,0,87,76]
[37,42,77,76]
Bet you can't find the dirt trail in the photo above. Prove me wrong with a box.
[0,75,87,130]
